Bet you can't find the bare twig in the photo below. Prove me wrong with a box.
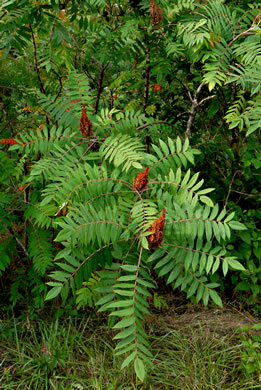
[52,69,63,101]
[94,61,109,114]
[177,111,188,118]
[4,225,29,257]
[197,95,216,106]
[83,67,96,83]
[29,24,46,95]
[185,81,215,138]
[15,238,29,257]
[133,245,143,305]
[0,11,7,19]
[230,190,261,197]
[224,170,239,208]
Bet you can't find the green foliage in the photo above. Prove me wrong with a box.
[28,228,53,276]
[230,208,261,303]
[176,1,261,135]
[76,274,101,309]
[237,324,261,381]
[28,129,243,377]
[152,293,168,310]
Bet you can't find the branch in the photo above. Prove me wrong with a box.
[143,53,151,152]
[133,245,143,304]
[176,111,188,118]
[52,69,63,101]
[197,95,216,106]
[230,190,261,198]
[185,81,215,138]
[195,81,205,97]
[29,24,46,95]
[94,61,109,114]
[15,238,29,257]
[0,11,7,19]
[224,170,239,208]
[83,66,96,83]
[185,101,197,139]
[169,76,191,100]
[4,225,29,257]
[143,54,150,113]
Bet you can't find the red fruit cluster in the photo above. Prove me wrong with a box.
[22,106,32,112]
[0,139,20,145]
[147,208,166,249]
[153,83,162,94]
[133,167,149,192]
[150,0,163,28]
[79,104,93,137]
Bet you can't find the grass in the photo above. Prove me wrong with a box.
[0,312,260,389]
[149,327,260,389]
